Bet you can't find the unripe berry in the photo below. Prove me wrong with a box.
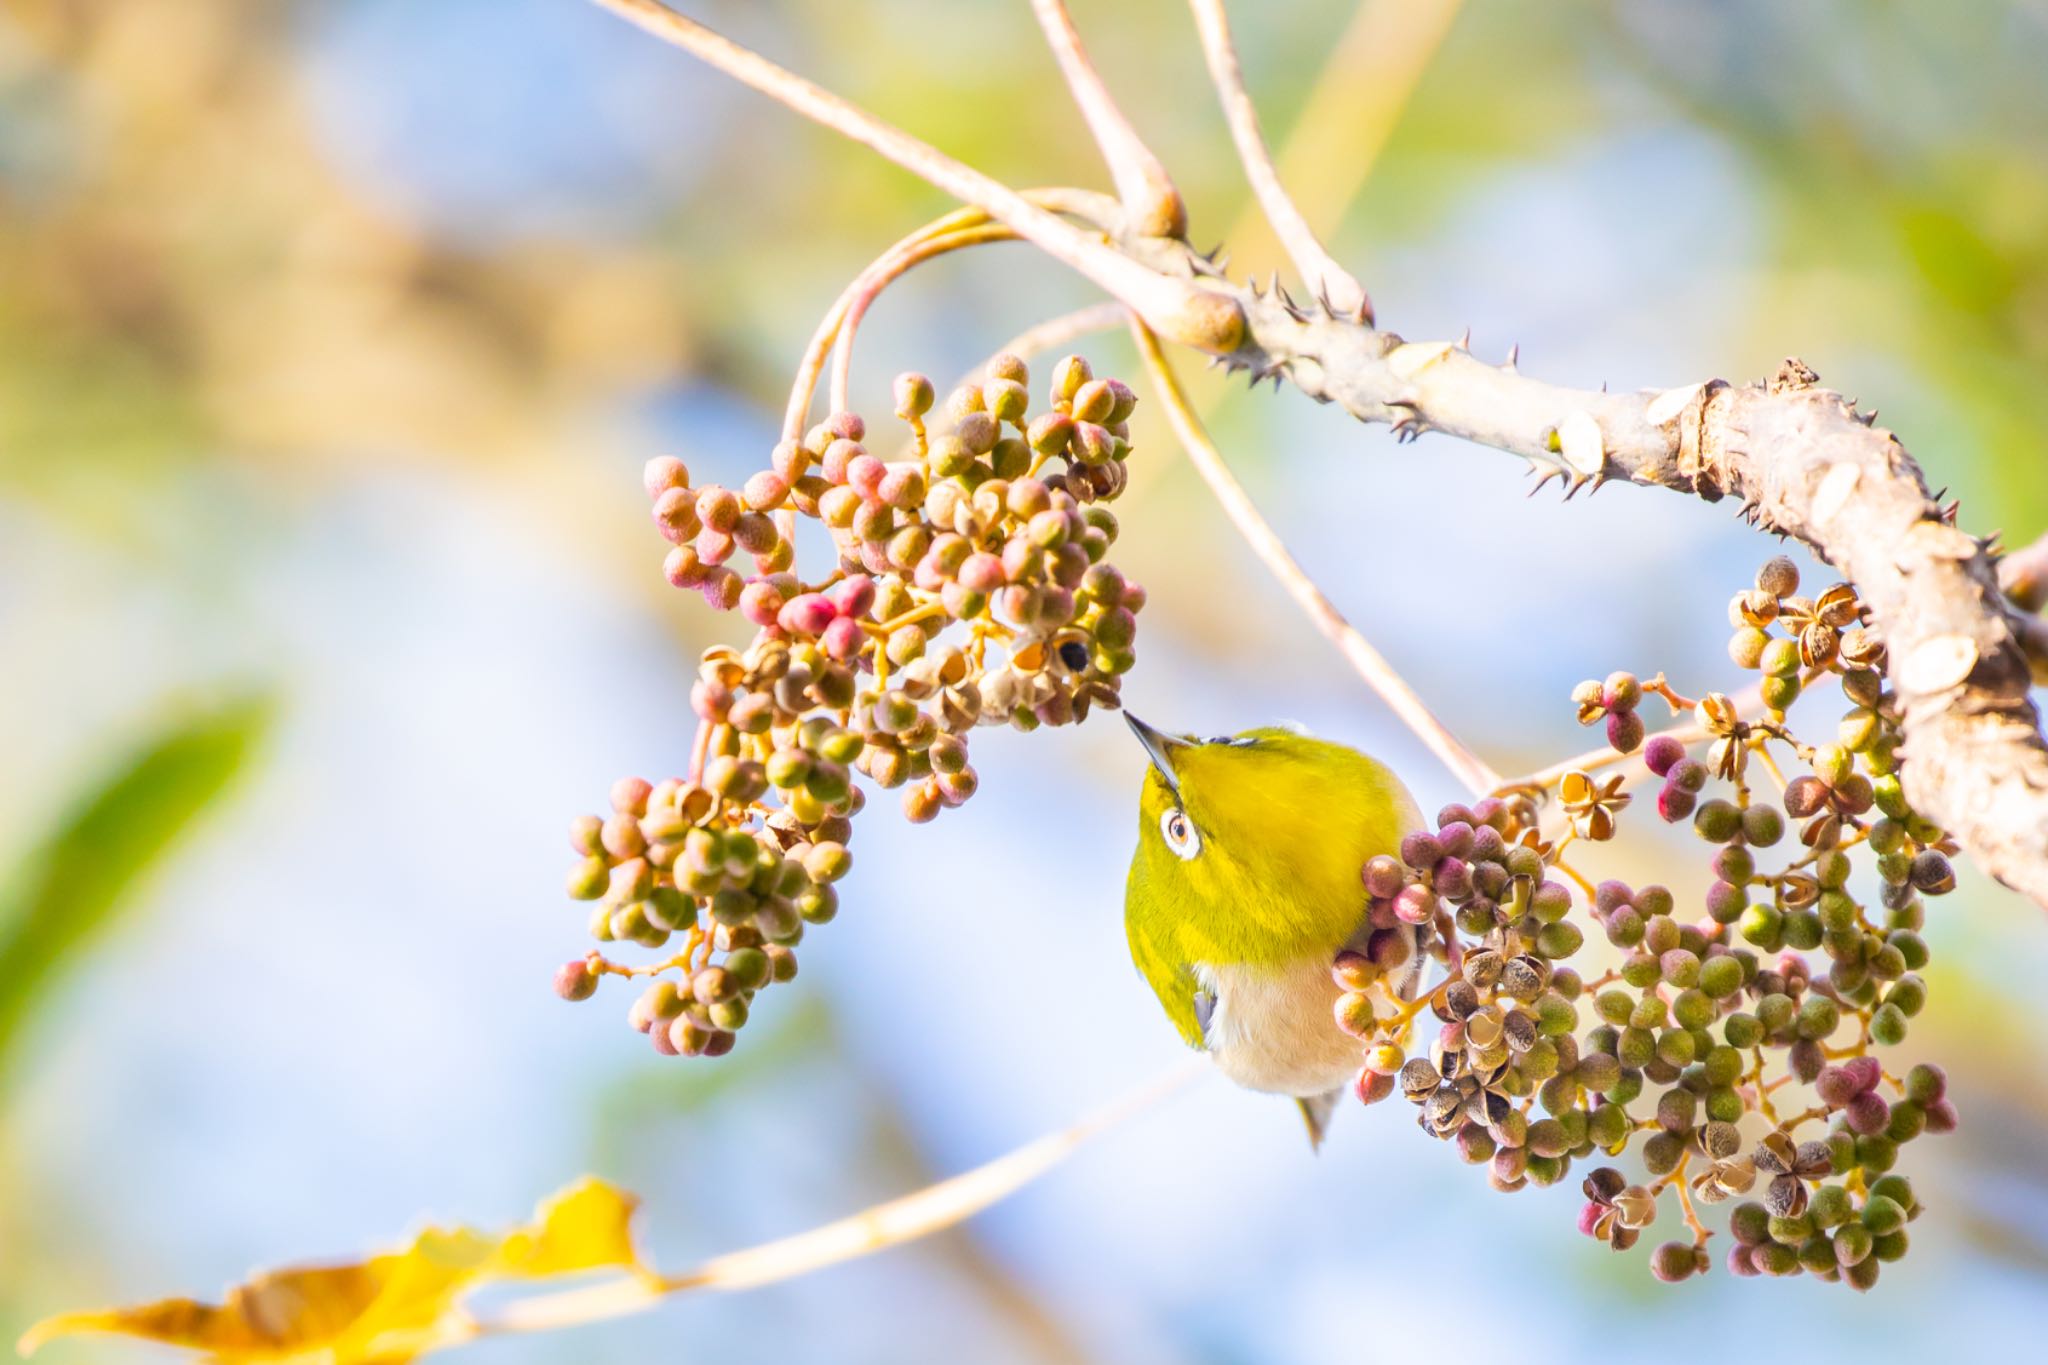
[554,959,599,1002]
[1643,735,1686,777]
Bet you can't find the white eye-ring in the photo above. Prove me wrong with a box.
[1160,808,1201,860]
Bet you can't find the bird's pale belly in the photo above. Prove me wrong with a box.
[1193,956,1387,1098]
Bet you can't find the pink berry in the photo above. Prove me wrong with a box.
[959,552,1006,593]
[827,574,876,618]
[738,579,785,628]
[777,592,837,636]
[820,615,866,661]
[845,454,887,500]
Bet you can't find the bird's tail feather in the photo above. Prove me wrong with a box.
[1297,1088,1343,1151]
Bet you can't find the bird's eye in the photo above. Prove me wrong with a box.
[1160,808,1201,860]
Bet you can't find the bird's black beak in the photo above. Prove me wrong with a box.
[1125,713,1186,794]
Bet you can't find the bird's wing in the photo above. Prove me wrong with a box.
[1297,1087,1343,1152]
[1128,915,1207,1048]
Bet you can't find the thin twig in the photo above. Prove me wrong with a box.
[829,224,1017,415]
[1030,0,1185,238]
[586,0,1243,351]
[785,206,991,439]
[1186,0,1371,322]
[1129,317,1499,796]
[785,191,1121,438]
[1225,0,1465,271]
[1501,680,1767,794]
[457,1060,1206,1343]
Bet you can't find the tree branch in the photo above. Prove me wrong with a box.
[1215,0,1464,321]
[1186,0,1372,322]
[586,0,1242,352]
[1196,283,2048,907]
[1030,0,1187,239]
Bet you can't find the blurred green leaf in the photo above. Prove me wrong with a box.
[0,694,275,1079]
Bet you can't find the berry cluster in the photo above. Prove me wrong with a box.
[555,353,1148,1055]
[1344,556,1956,1287]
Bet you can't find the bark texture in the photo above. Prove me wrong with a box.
[1128,240,2048,908]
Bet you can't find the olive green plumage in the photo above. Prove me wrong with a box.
[1122,716,1423,1143]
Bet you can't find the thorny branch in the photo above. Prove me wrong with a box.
[588,0,2048,909]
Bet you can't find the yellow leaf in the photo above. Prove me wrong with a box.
[491,1177,642,1279]
[18,1178,647,1364]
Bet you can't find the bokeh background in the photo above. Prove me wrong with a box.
[4,0,2048,1360]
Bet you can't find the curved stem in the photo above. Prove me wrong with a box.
[1221,0,1464,279]
[1501,680,1768,794]
[1186,0,1371,322]
[1129,318,1499,796]
[828,223,1017,416]
[587,0,1242,351]
[785,206,995,440]
[461,1059,1206,1342]
[784,191,1124,440]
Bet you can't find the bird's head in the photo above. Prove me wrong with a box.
[1123,714,1420,961]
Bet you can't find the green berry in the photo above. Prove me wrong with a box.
[1861,1195,1906,1236]
[1729,1202,1770,1246]
[1869,1174,1916,1215]
[1796,995,1841,1041]
[1808,1184,1852,1229]
[1739,903,1784,950]
[1693,799,1742,843]
[1723,1012,1763,1049]
[1699,955,1744,999]
[1534,920,1584,962]
[1833,1221,1873,1268]
[1761,674,1802,709]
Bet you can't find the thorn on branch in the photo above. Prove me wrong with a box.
[1770,356,1822,392]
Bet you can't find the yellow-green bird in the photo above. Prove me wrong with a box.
[1123,715,1425,1148]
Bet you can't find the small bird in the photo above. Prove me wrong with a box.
[1123,714,1425,1148]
